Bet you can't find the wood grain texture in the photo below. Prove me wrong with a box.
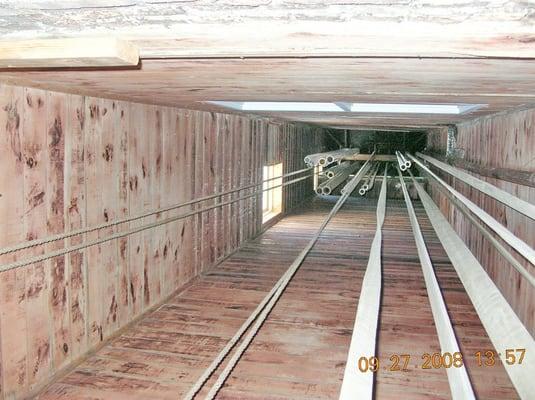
[0,82,323,399]
[427,107,535,335]
[2,58,535,129]
[35,197,520,400]
[2,2,535,60]
[0,38,139,68]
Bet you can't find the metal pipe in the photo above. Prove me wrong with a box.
[325,161,351,179]
[358,163,378,196]
[408,153,535,266]
[415,152,535,220]
[397,150,411,169]
[396,151,407,171]
[341,151,376,195]
[366,162,382,192]
[319,163,359,195]
[305,148,360,167]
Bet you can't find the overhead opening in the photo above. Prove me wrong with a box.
[208,101,485,115]
[262,163,283,223]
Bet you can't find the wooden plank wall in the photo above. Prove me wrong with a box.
[262,121,325,214]
[427,109,535,336]
[0,83,325,400]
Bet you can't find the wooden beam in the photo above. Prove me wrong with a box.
[0,38,139,68]
[339,165,387,400]
[412,176,535,400]
[399,169,475,399]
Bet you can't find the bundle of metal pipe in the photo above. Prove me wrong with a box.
[317,162,359,195]
[304,151,331,167]
[395,151,408,171]
[325,148,360,166]
[325,161,351,178]
[304,148,360,167]
[396,151,411,169]
[359,162,381,196]
[341,152,376,195]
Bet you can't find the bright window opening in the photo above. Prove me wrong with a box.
[263,163,283,223]
[207,101,485,115]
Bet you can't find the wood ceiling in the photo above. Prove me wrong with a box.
[1,1,535,130]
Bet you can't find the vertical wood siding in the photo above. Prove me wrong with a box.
[262,121,325,214]
[427,110,535,336]
[0,83,324,399]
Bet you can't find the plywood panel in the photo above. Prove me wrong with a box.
[64,93,87,360]
[3,57,535,129]
[46,90,70,370]
[0,82,325,399]
[23,87,51,390]
[85,96,103,347]
[115,100,130,326]
[0,84,27,398]
[427,108,535,335]
[127,102,144,319]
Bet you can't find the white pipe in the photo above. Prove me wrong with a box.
[366,163,382,192]
[319,163,359,195]
[396,152,407,171]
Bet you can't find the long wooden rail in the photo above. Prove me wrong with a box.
[411,174,535,399]
[339,165,387,399]
[415,152,535,220]
[399,169,475,399]
[408,153,535,266]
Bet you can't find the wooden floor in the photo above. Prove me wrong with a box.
[37,197,518,399]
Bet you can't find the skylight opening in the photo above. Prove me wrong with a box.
[207,101,485,115]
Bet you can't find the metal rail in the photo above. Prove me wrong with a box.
[418,170,535,288]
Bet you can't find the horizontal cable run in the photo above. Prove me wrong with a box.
[0,167,313,257]
[0,174,311,273]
